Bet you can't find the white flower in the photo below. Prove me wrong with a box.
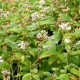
[7,76,10,80]
[1,70,10,75]
[65,39,71,43]
[59,23,68,30]
[31,12,39,21]
[36,33,42,39]
[37,47,41,51]
[6,11,10,15]
[0,60,4,62]
[66,26,71,30]
[59,6,64,8]
[18,41,25,49]
[4,13,7,17]
[43,45,52,50]
[7,25,10,28]
[41,30,48,36]
[55,41,58,44]
[41,13,45,17]
[39,0,45,5]
[39,5,42,8]
[50,36,54,40]
[76,41,80,45]
[62,7,70,12]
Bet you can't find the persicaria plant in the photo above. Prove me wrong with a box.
[0,0,80,80]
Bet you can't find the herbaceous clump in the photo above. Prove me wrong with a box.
[0,0,80,80]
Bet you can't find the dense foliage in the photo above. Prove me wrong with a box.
[0,0,80,80]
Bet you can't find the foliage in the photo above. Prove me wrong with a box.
[0,0,80,80]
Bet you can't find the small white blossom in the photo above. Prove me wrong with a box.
[7,25,10,28]
[31,12,39,21]
[76,41,80,45]
[39,0,45,5]
[59,23,69,30]
[18,41,25,49]
[1,70,10,75]
[4,13,7,17]
[66,26,71,30]
[59,6,65,9]
[65,39,71,43]
[50,36,54,40]
[37,47,41,51]
[62,7,70,12]
[7,76,10,80]
[0,60,4,62]
[36,33,42,39]
[6,11,10,15]
[43,45,52,50]
[41,30,48,36]
[39,5,42,8]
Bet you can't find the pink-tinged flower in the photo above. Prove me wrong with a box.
[31,12,39,21]
[66,26,71,30]
[50,36,54,40]
[62,7,70,12]
[1,70,10,75]
[7,25,10,28]
[65,39,71,43]
[7,76,10,80]
[59,23,69,30]
[36,33,42,39]
[37,47,41,51]
[18,41,25,49]
[39,0,45,5]
[0,60,4,62]
[76,41,80,45]
[41,30,48,36]
[59,6,65,9]
[43,45,52,50]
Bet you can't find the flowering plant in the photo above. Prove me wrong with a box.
[0,0,80,80]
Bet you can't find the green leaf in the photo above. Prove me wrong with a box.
[7,27,23,33]
[0,62,10,70]
[26,25,38,31]
[48,56,57,65]
[74,29,80,38]
[71,50,80,56]
[32,69,38,74]
[69,68,80,77]
[33,75,40,80]
[60,74,69,80]
[40,40,56,59]
[44,77,51,80]
[22,73,32,80]
[40,19,54,26]
[61,14,71,22]
[0,19,10,24]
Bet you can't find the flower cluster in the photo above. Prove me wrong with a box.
[43,45,52,50]
[59,23,71,30]
[62,7,70,12]
[76,41,80,45]
[39,0,45,5]
[1,70,10,80]
[31,12,39,21]
[18,41,26,49]
[1,70,10,75]
[0,56,4,63]
[4,11,10,17]
[65,39,71,43]
[36,30,54,40]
